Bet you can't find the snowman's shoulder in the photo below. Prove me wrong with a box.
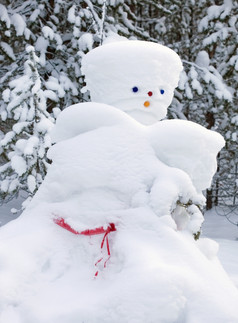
[148,119,224,152]
[147,119,225,191]
[50,102,135,143]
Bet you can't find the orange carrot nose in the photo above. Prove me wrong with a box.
[144,101,150,107]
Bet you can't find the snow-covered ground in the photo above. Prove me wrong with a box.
[0,192,26,226]
[202,209,238,288]
[1,199,238,290]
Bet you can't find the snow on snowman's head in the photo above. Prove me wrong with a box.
[81,40,183,125]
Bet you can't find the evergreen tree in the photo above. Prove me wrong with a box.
[0,46,54,205]
[190,0,238,209]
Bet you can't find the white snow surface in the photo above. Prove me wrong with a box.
[0,102,235,323]
[81,41,183,125]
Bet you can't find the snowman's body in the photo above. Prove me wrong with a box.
[46,101,223,235]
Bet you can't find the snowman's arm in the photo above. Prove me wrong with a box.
[149,167,205,217]
[149,168,205,235]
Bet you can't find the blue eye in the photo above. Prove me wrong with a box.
[132,86,139,93]
[160,89,165,95]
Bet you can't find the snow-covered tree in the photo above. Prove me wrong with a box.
[0,46,53,204]
[190,0,238,209]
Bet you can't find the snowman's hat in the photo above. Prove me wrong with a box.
[82,40,183,124]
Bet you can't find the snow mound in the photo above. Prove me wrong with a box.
[1,206,238,323]
[82,40,183,125]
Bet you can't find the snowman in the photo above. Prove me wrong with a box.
[1,40,238,323]
[47,40,223,236]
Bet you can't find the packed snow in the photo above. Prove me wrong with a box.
[0,40,237,322]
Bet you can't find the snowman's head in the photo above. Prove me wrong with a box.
[82,40,183,125]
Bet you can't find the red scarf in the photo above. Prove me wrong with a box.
[54,217,116,277]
